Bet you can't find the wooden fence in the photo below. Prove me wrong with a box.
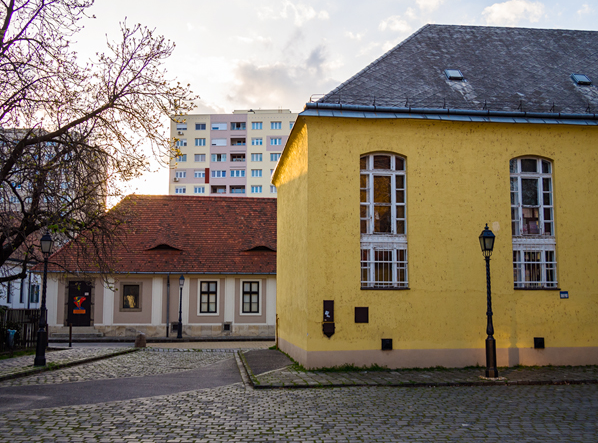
[0,308,40,353]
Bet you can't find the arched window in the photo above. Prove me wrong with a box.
[360,153,407,288]
[510,157,557,288]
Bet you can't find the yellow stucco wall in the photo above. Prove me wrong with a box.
[274,116,598,368]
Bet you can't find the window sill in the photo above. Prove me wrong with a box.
[361,287,410,291]
[513,287,561,291]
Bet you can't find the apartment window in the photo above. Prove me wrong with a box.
[175,171,186,178]
[195,138,206,146]
[510,157,557,289]
[290,122,294,129]
[270,153,281,162]
[211,123,227,130]
[194,170,205,178]
[230,186,245,194]
[270,137,282,146]
[211,170,226,178]
[231,122,246,130]
[242,281,260,313]
[251,185,262,194]
[176,139,187,147]
[176,154,187,162]
[211,185,226,194]
[252,122,262,130]
[230,169,245,177]
[231,153,245,162]
[194,186,205,194]
[211,154,226,162]
[175,187,186,194]
[211,138,226,146]
[30,284,40,303]
[360,153,408,289]
[199,281,218,314]
[270,185,277,194]
[195,154,206,162]
[251,153,262,162]
[176,123,187,131]
[270,169,274,176]
[252,138,263,146]
[271,121,281,130]
[195,123,206,130]
[251,169,262,177]
[231,138,246,146]
[121,284,141,311]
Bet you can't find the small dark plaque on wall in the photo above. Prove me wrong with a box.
[323,322,335,338]
[355,307,369,323]
[323,300,334,322]
[534,337,545,349]
[381,339,393,351]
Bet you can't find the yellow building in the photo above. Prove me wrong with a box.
[272,25,598,369]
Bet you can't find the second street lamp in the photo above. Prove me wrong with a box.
[34,233,54,367]
[177,275,185,339]
[479,224,498,378]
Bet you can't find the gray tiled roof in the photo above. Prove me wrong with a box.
[319,25,598,114]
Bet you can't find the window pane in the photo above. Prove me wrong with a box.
[360,174,368,188]
[244,294,250,303]
[522,207,539,234]
[542,160,551,174]
[252,294,258,304]
[373,155,391,170]
[509,159,517,173]
[396,220,405,234]
[244,302,250,312]
[521,179,538,206]
[360,190,368,203]
[396,175,404,189]
[396,189,404,203]
[360,157,367,170]
[521,159,537,172]
[373,176,391,203]
[201,302,207,312]
[361,220,368,234]
[243,282,250,292]
[374,205,391,232]
[396,205,405,218]
[209,302,216,312]
[395,157,404,171]
[543,208,552,221]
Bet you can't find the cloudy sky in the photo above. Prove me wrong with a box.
[75,0,598,194]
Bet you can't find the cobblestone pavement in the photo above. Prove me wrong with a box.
[254,363,598,387]
[0,347,132,380]
[0,382,596,442]
[147,340,275,350]
[0,348,233,387]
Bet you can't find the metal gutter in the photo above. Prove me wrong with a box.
[302,102,598,125]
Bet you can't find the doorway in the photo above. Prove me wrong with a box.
[67,281,92,326]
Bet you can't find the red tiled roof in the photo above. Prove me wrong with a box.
[47,195,276,275]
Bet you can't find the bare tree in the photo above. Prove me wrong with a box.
[0,0,195,282]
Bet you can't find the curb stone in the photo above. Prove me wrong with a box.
[0,348,140,383]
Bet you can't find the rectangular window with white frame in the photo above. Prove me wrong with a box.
[231,122,246,130]
[270,153,281,162]
[195,123,206,130]
[195,154,206,162]
[176,123,187,131]
[195,138,206,146]
[176,139,187,147]
[510,157,557,289]
[251,169,262,177]
[175,171,186,178]
[251,153,262,162]
[211,153,226,162]
[251,185,262,194]
[252,138,263,146]
[270,185,277,193]
[211,138,226,146]
[199,281,218,314]
[176,154,187,162]
[230,169,245,177]
[175,187,186,194]
[194,170,205,178]
[241,281,260,314]
[211,123,227,130]
[270,137,282,146]
[360,153,408,289]
[211,170,226,178]
[252,122,262,130]
[194,186,205,194]
[271,121,281,130]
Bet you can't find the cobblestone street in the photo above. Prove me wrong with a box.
[0,346,597,442]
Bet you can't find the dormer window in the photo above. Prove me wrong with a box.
[571,73,592,85]
[444,69,464,81]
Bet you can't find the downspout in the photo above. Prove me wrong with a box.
[166,273,170,337]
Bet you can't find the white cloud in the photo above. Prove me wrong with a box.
[577,4,594,15]
[232,35,273,48]
[405,7,418,20]
[345,31,365,41]
[378,15,412,33]
[482,0,545,26]
[257,1,329,26]
[416,0,445,12]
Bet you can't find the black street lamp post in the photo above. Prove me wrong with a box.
[34,233,54,367]
[479,224,498,378]
[177,275,185,339]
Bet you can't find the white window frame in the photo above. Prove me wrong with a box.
[211,138,226,146]
[175,171,186,178]
[198,281,219,315]
[194,170,205,178]
[251,153,262,162]
[175,186,186,194]
[270,153,281,162]
[195,138,206,146]
[211,154,226,162]
[360,153,408,289]
[510,157,557,289]
[251,169,262,177]
[270,185,277,194]
[211,123,227,130]
[230,169,245,178]
[270,137,282,146]
[176,139,187,147]
[251,138,263,146]
[271,121,281,130]
[251,185,262,194]
[211,170,226,178]
[176,154,187,162]
[195,123,206,130]
[240,280,262,315]
[252,122,263,130]
[176,123,187,131]
[231,122,246,130]
[195,154,206,162]
[194,186,205,194]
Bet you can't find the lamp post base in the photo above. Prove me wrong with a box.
[177,323,183,339]
[33,329,47,367]
[485,336,499,378]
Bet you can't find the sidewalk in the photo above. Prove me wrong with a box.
[239,349,598,389]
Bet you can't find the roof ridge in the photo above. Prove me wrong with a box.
[318,23,432,104]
